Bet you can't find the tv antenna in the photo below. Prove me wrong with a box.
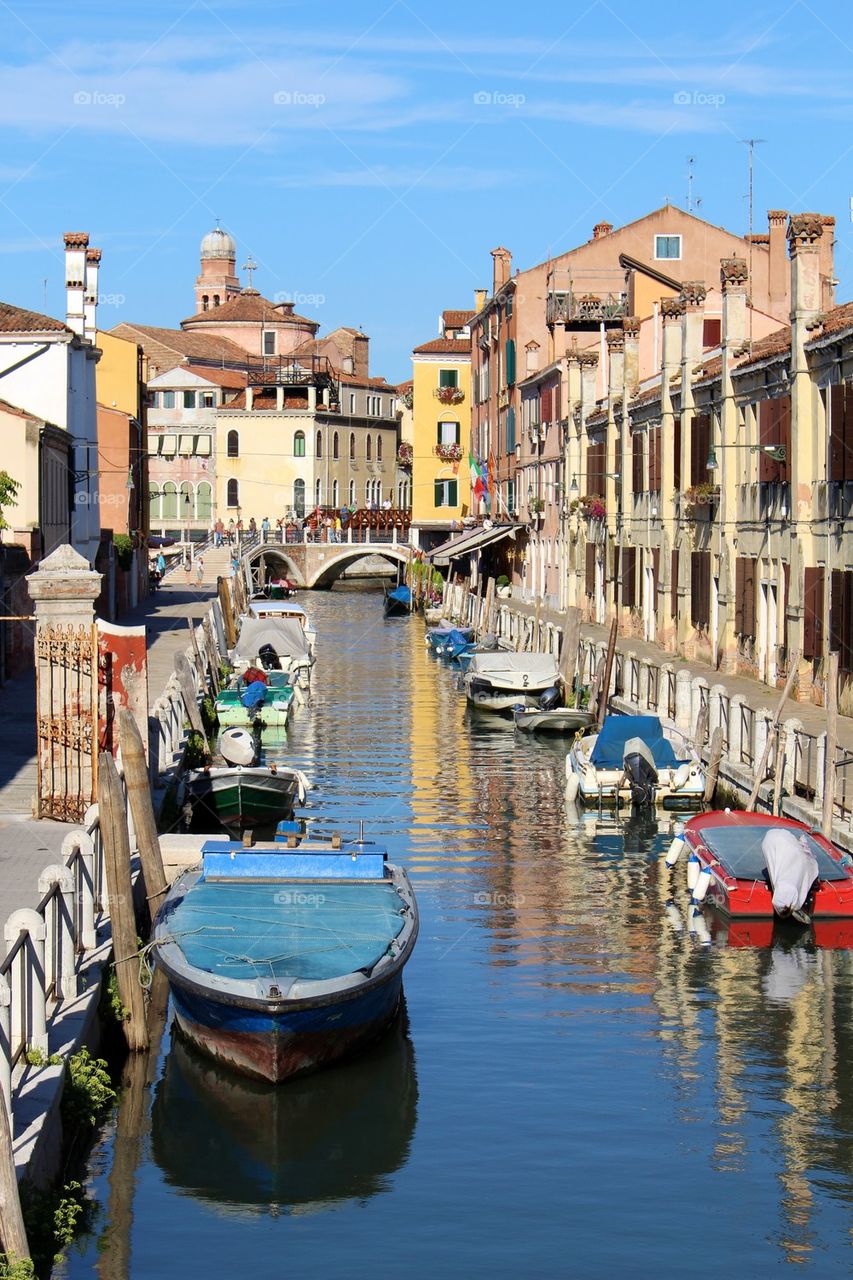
[741,139,765,355]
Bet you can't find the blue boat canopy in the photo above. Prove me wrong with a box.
[590,716,682,768]
[387,585,412,606]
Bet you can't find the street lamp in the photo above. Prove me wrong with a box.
[706,443,787,470]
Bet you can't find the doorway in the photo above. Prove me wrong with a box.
[643,564,656,642]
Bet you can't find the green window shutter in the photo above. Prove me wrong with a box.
[434,480,443,507]
[439,369,458,388]
[449,480,458,506]
[505,339,516,386]
[454,422,460,445]
[506,406,516,453]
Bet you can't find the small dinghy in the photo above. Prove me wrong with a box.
[426,623,474,657]
[514,688,595,735]
[667,811,853,921]
[214,668,295,729]
[566,714,704,809]
[153,833,419,1083]
[183,728,311,833]
[383,584,412,618]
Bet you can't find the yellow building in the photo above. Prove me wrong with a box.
[411,310,474,550]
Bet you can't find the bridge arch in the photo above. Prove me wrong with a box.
[244,545,307,590]
[242,540,416,591]
[307,545,412,589]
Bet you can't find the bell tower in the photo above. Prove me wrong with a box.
[195,224,240,312]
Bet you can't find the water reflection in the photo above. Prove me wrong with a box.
[151,1008,418,1215]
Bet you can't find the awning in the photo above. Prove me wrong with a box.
[428,523,518,566]
[179,435,194,456]
[161,434,177,455]
[195,435,212,456]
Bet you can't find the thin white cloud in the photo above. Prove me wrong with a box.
[273,165,510,190]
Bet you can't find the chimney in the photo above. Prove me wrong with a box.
[820,215,836,311]
[622,316,640,393]
[353,332,369,380]
[491,247,511,297]
[679,281,707,481]
[788,214,824,324]
[64,232,88,337]
[474,288,487,313]
[84,247,101,342]
[593,221,613,240]
[767,210,788,319]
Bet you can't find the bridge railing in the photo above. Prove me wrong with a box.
[255,509,412,547]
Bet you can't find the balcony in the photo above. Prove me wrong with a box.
[546,290,627,327]
[433,387,465,406]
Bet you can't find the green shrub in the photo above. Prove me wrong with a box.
[112,534,134,571]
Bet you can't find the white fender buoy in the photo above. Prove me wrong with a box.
[566,772,580,802]
[691,908,712,946]
[686,852,701,892]
[664,901,684,933]
[671,763,691,792]
[665,836,685,868]
[692,864,712,904]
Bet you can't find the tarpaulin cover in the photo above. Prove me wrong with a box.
[699,822,849,882]
[234,618,311,662]
[166,880,405,982]
[387,585,412,606]
[762,827,820,912]
[590,716,681,768]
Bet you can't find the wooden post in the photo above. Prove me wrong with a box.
[746,655,801,812]
[202,617,220,695]
[597,620,619,727]
[217,577,236,649]
[704,726,723,806]
[118,710,168,918]
[558,606,581,694]
[480,578,495,640]
[773,728,787,817]
[0,1090,28,1266]
[98,753,148,1052]
[186,617,205,683]
[694,702,709,753]
[822,651,839,837]
[532,598,542,653]
[588,656,606,719]
[175,653,209,752]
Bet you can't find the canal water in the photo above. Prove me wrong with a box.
[61,589,853,1278]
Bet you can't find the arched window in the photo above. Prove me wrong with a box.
[366,435,372,462]
[377,435,383,462]
[349,432,356,461]
[162,482,177,521]
[294,431,305,457]
[196,481,212,523]
[316,430,322,458]
[180,481,194,519]
[332,478,339,508]
[315,478,322,508]
[333,431,339,460]
[227,479,239,508]
[349,479,356,506]
[213,294,220,307]
[293,478,305,518]
[201,295,209,312]
[149,485,161,523]
[365,480,371,503]
[227,429,239,458]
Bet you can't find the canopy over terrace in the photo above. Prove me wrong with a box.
[427,523,518,568]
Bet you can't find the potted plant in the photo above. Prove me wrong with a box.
[496,574,512,598]
[579,494,606,520]
[397,441,413,470]
[434,386,465,405]
[434,442,464,464]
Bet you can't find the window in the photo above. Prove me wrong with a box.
[434,478,458,507]
[316,430,322,458]
[333,431,339,460]
[437,421,460,446]
[632,431,644,495]
[201,392,215,408]
[162,482,177,520]
[505,406,516,453]
[349,479,355,506]
[585,543,596,596]
[333,479,339,507]
[505,339,516,386]
[226,479,239,508]
[831,570,853,674]
[803,567,824,659]
[377,436,383,462]
[201,296,209,312]
[149,486,161,522]
[691,550,711,629]
[196,481,212,523]
[213,294,220,307]
[690,414,712,487]
[734,558,757,639]
[364,479,372,503]
[366,436,372,462]
[350,433,356,460]
[648,426,662,492]
[162,391,175,409]
[179,435,194,456]
[505,293,513,319]
[183,391,195,409]
[586,438,606,496]
[618,547,637,607]
[227,430,239,458]
[180,481,194,517]
[263,331,275,356]
[703,318,722,348]
[654,235,682,260]
[349,393,356,414]
[757,396,791,482]
[293,478,305,518]
[439,369,459,389]
[161,434,177,456]
[315,478,322,507]
[294,431,305,457]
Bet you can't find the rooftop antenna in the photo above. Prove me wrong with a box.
[686,156,695,213]
[42,278,48,312]
[741,139,765,355]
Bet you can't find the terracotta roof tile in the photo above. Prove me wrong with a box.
[734,324,791,369]
[0,397,38,419]
[183,364,247,388]
[809,301,853,340]
[111,323,251,366]
[181,291,319,329]
[412,337,471,355]
[629,384,662,407]
[442,309,475,328]
[0,301,70,335]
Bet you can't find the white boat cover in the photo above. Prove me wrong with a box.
[761,827,819,914]
[233,618,311,662]
[466,652,559,680]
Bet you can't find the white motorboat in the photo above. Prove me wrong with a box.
[463,652,560,713]
[565,714,705,810]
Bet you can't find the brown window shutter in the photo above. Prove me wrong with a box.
[844,386,853,482]
[782,561,790,651]
[671,548,679,619]
[735,558,745,634]
[632,432,644,495]
[585,542,596,595]
[830,386,846,482]
[653,427,662,492]
[691,550,710,628]
[674,421,681,492]
[759,397,789,483]
[621,547,636,607]
[690,415,710,487]
[743,558,756,639]
[703,318,721,348]
[803,567,824,659]
[652,548,660,596]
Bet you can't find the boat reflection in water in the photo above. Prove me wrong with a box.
[151,1006,418,1215]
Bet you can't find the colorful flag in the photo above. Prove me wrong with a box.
[487,451,497,507]
[469,451,486,502]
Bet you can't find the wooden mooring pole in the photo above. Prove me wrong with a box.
[596,619,619,727]
[704,727,724,806]
[822,651,839,837]
[98,753,149,1053]
[0,1092,29,1268]
[118,710,168,920]
[746,653,800,813]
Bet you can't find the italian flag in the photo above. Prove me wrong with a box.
[469,452,486,501]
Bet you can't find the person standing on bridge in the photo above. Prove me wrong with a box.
[333,513,342,543]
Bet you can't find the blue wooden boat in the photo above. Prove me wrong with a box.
[426,623,475,658]
[153,836,418,1083]
[384,584,412,618]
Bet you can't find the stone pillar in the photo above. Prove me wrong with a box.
[677,281,707,652]
[717,258,749,673]
[659,298,683,652]
[27,544,102,822]
[674,668,692,731]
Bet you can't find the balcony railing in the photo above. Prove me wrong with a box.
[546,291,627,326]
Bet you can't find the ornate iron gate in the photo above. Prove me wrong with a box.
[35,623,98,821]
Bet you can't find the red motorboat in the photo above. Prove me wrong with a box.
[675,811,853,920]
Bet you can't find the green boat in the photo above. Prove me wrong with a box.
[215,672,295,729]
[185,765,310,832]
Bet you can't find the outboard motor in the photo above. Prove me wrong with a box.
[622,736,658,807]
[538,686,561,712]
[480,633,498,651]
[258,643,281,671]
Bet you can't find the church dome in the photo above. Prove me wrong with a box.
[200,227,236,260]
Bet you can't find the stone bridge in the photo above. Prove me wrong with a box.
[243,531,416,590]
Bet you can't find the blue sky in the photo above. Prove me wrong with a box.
[2,0,853,380]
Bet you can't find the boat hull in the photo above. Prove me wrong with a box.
[168,968,405,1083]
[187,768,301,829]
[514,708,595,734]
